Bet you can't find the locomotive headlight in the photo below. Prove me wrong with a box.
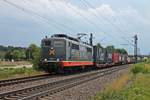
[44,59,47,61]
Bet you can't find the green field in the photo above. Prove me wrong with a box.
[0,61,32,68]
[0,67,45,80]
[93,62,150,100]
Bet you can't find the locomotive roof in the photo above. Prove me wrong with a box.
[51,34,79,42]
[43,34,92,47]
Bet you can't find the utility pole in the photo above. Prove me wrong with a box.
[134,34,138,63]
[89,33,93,46]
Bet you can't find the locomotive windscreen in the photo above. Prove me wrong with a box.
[44,40,51,46]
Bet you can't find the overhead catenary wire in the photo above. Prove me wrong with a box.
[65,0,121,44]
[2,0,75,33]
[80,0,133,45]
[80,0,134,46]
[24,0,77,34]
[78,0,123,43]
[65,1,102,31]
[3,0,132,47]
[48,0,84,33]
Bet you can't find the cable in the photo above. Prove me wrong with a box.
[65,2,101,31]
[80,0,134,46]
[2,0,73,32]
[65,1,121,44]
[48,0,82,32]
[3,0,127,46]
[24,0,76,33]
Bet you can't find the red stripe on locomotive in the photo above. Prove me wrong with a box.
[61,61,93,67]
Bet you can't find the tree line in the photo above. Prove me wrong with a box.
[0,44,40,61]
[0,43,127,61]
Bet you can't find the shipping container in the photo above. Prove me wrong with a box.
[112,52,120,64]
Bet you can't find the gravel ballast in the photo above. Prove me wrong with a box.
[0,65,130,100]
[0,67,119,93]
[42,65,130,100]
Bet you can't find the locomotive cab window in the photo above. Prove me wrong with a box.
[44,40,51,46]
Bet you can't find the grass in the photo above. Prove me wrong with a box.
[106,73,132,91]
[0,61,32,67]
[0,67,45,80]
[0,64,16,67]
[131,63,150,74]
[0,61,45,80]
[0,61,33,69]
[146,58,150,64]
[92,63,150,100]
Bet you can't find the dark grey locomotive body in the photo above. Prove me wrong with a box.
[40,34,93,72]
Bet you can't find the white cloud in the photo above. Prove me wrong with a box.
[0,0,149,54]
[1,0,144,28]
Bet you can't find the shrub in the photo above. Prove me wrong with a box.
[131,63,150,74]
[146,58,150,64]
[131,63,144,74]
[32,46,41,70]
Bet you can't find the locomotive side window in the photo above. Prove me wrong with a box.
[87,47,92,52]
[54,41,64,47]
[69,42,71,47]
[44,41,51,46]
[72,43,79,50]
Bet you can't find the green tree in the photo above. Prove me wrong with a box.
[12,50,21,60]
[2,45,26,60]
[32,47,41,70]
[10,49,26,60]
[26,44,39,60]
[20,49,26,59]
[115,48,128,54]
[0,51,5,59]
[27,44,41,70]
[106,45,115,53]
[5,51,13,60]
[96,43,103,48]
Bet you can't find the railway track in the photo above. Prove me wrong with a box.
[0,74,52,87]
[0,65,129,100]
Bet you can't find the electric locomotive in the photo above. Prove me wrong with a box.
[40,34,133,73]
[40,34,93,73]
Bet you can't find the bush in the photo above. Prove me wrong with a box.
[28,44,41,70]
[131,63,144,74]
[131,63,150,74]
[146,58,150,64]
[32,48,41,70]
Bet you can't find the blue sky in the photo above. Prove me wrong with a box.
[0,0,150,55]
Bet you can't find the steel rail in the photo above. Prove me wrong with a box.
[0,65,128,100]
[0,74,51,87]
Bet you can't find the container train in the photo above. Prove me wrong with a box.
[40,34,134,73]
